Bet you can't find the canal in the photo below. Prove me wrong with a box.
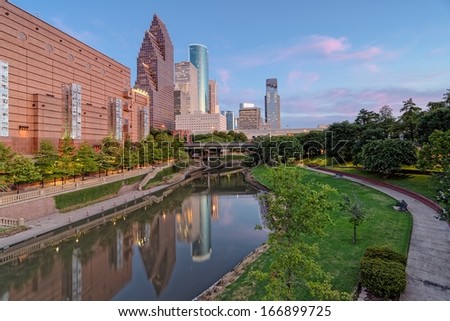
[0,173,268,301]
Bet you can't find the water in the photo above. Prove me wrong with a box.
[0,173,268,301]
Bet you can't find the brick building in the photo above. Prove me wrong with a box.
[0,0,149,154]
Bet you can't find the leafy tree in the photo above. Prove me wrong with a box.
[416,107,450,143]
[398,98,422,141]
[57,137,76,183]
[34,140,59,186]
[5,154,41,193]
[418,130,450,172]
[355,108,380,127]
[75,142,99,179]
[0,142,14,174]
[254,167,349,300]
[325,121,358,163]
[340,194,368,243]
[378,105,396,134]
[359,139,417,176]
[352,127,387,165]
[99,136,122,174]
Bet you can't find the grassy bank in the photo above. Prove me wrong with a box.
[143,166,180,189]
[54,174,145,212]
[218,165,412,300]
[327,166,435,200]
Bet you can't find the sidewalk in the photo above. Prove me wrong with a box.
[308,167,450,301]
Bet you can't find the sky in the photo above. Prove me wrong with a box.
[10,0,450,128]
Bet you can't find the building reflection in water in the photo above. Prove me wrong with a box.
[0,174,259,301]
[176,191,219,263]
[137,212,176,296]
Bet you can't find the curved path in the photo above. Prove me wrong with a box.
[308,167,450,300]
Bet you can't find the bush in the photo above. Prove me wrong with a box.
[363,246,407,266]
[360,248,407,300]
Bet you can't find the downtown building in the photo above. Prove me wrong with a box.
[174,61,198,115]
[175,44,226,134]
[237,103,261,130]
[265,78,281,129]
[135,14,174,131]
[0,0,149,154]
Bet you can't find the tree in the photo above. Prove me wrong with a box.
[34,140,59,186]
[254,167,349,300]
[355,109,380,127]
[340,194,368,243]
[325,121,358,163]
[398,98,422,141]
[378,105,396,134]
[359,139,417,176]
[418,130,450,172]
[75,142,99,179]
[0,142,14,174]
[5,154,41,193]
[416,108,450,143]
[57,137,76,183]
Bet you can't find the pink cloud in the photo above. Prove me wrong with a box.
[307,35,350,55]
[287,70,320,90]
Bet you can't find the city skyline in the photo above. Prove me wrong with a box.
[9,0,450,128]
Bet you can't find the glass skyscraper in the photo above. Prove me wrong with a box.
[189,44,209,113]
[264,78,281,129]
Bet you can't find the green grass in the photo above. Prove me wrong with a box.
[54,175,144,212]
[329,166,435,200]
[143,166,179,189]
[218,165,412,300]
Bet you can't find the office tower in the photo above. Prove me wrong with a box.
[265,78,281,129]
[209,80,219,114]
[238,107,261,130]
[0,0,146,154]
[221,111,235,131]
[136,14,174,130]
[189,44,209,113]
[174,61,198,114]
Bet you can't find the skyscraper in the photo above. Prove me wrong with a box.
[174,61,198,115]
[135,14,174,130]
[189,44,209,113]
[264,78,281,129]
[209,80,219,114]
[221,111,235,131]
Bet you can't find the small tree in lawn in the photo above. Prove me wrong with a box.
[254,167,351,300]
[340,194,367,244]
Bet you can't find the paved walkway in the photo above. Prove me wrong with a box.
[308,167,450,301]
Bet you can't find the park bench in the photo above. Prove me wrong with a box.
[334,173,344,178]
[396,200,408,211]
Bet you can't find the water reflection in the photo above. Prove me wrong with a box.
[0,174,267,301]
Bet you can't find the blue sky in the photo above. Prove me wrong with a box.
[11,0,450,128]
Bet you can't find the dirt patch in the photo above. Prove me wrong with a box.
[194,243,269,301]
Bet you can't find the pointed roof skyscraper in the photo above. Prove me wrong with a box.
[135,14,174,130]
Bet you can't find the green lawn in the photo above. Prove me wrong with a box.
[328,166,435,200]
[218,165,412,300]
[143,166,179,189]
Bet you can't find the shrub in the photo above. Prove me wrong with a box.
[360,256,406,300]
[363,246,407,266]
